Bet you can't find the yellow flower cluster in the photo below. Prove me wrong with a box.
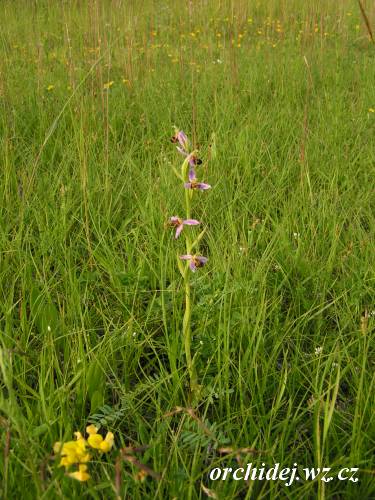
[53,425,114,482]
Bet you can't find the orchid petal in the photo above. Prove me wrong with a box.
[183,219,200,226]
[175,224,184,238]
[188,167,196,182]
[196,256,208,266]
[177,130,189,150]
[196,182,211,190]
[189,260,197,272]
[179,255,192,260]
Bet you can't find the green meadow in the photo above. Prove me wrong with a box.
[0,0,374,498]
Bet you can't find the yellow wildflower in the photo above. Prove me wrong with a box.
[68,464,90,482]
[86,424,98,435]
[87,433,103,449]
[54,432,91,469]
[53,425,115,482]
[47,85,54,91]
[64,440,90,467]
[86,425,114,452]
[103,81,114,89]
[369,108,375,113]
[101,432,114,452]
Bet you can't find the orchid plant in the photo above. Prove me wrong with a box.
[169,127,210,396]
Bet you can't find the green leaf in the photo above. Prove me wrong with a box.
[191,228,207,251]
[31,423,50,437]
[177,256,185,276]
[172,166,184,181]
[29,287,60,336]
[86,360,105,400]
[90,389,105,413]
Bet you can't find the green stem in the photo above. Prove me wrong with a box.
[183,266,194,387]
[182,159,198,394]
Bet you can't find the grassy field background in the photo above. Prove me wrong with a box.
[0,0,374,498]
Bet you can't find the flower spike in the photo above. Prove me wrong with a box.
[168,125,210,394]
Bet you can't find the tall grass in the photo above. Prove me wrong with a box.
[0,0,374,498]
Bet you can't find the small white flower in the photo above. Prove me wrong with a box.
[315,346,323,356]
[293,232,300,239]
[47,325,51,332]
